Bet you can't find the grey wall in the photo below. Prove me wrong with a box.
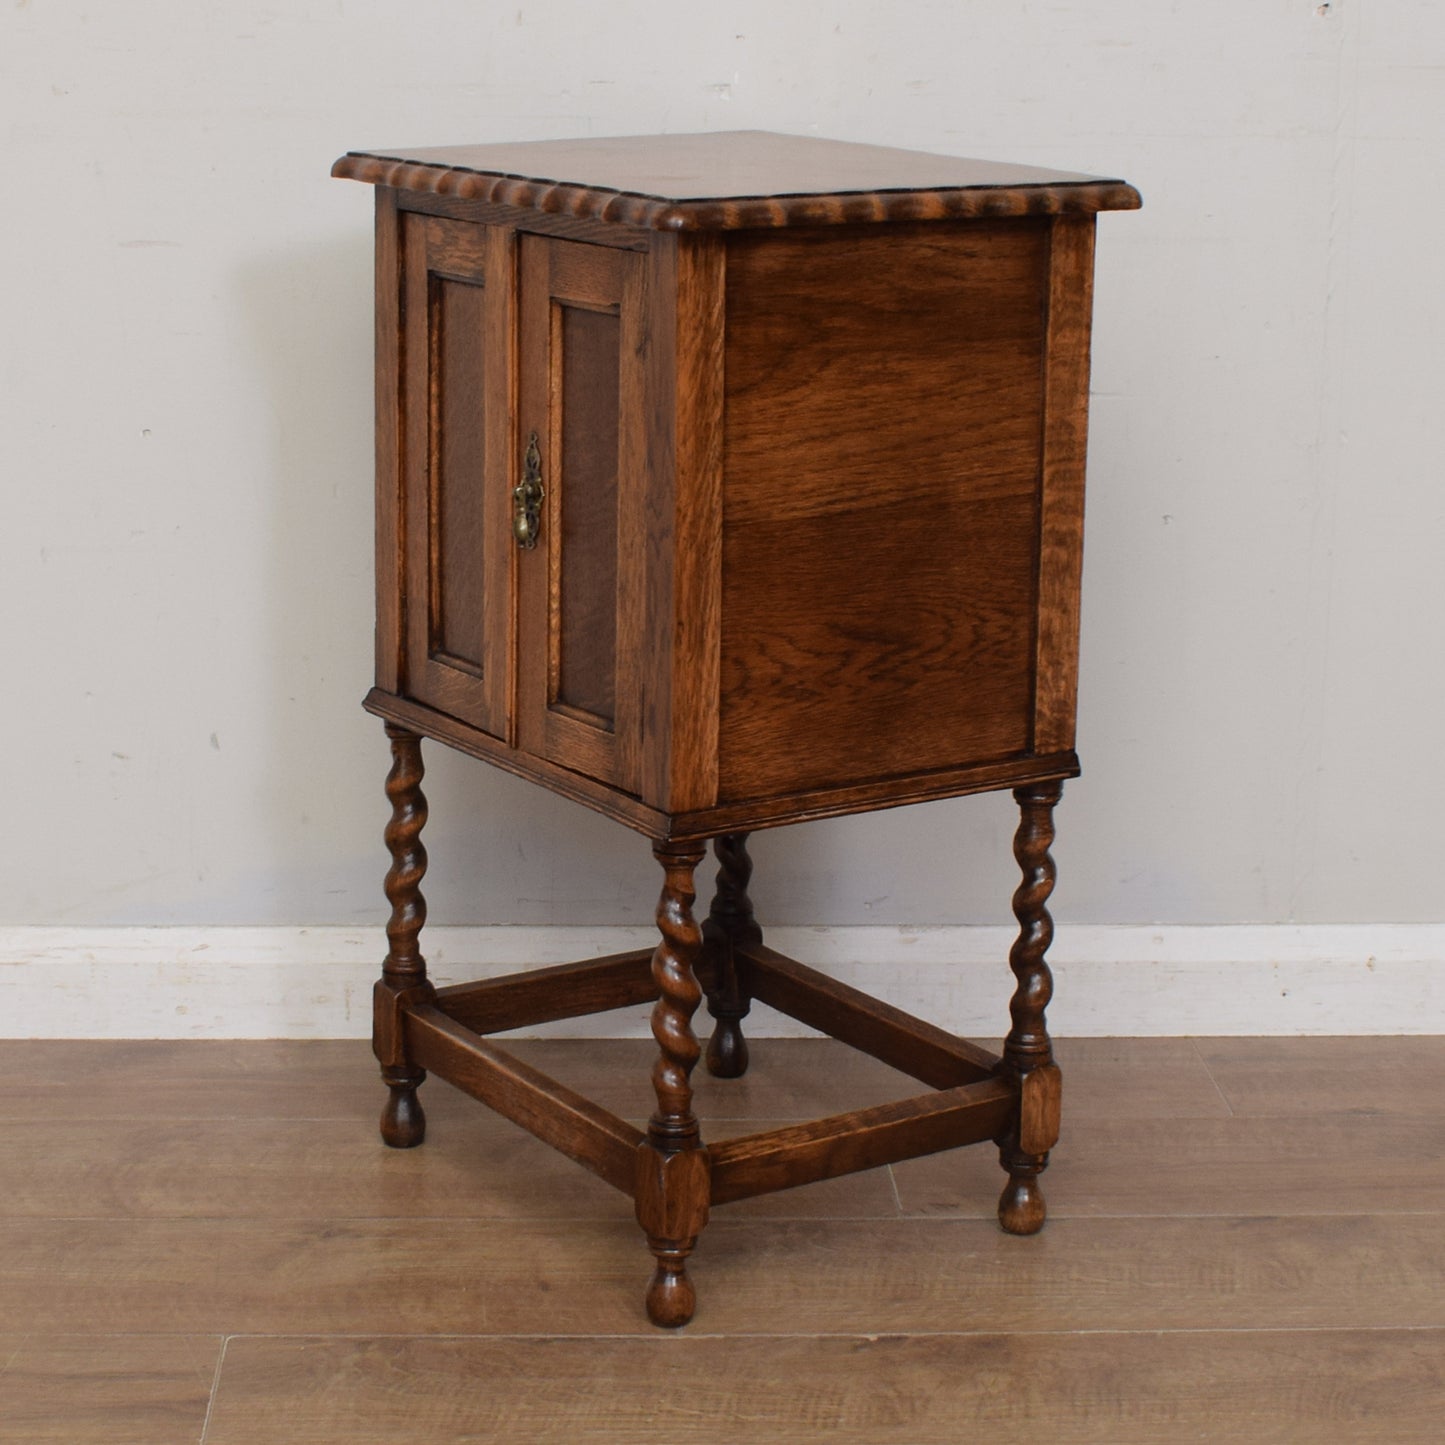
[4,2,1441,929]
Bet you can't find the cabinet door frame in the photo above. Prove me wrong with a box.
[515,234,646,794]
[398,212,514,740]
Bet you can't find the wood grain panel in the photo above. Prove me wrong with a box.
[718,222,1048,800]
[205,1330,1445,1445]
[720,497,1039,797]
[724,221,1048,521]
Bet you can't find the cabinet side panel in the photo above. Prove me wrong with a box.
[374,188,403,693]
[719,221,1047,802]
[1033,216,1096,754]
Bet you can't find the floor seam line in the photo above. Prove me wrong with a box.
[202,1323,1445,1343]
[197,1334,230,1445]
[1190,1037,1238,1117]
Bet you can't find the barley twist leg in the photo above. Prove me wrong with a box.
[997,780,1063,1234]
[376,723,433,1148]
[702,833,761,1079]
[638,841,710,1326]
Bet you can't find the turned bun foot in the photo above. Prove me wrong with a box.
[645,1255,697,1328]
[997,1169,1047,1235]
[380,1070,427,1148]
[705,1020,749,1079]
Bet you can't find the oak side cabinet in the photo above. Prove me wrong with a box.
[332,131,1140,1327]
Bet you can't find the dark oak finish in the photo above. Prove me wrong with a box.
[400,216,512,736]
[397,189,654,250]
[709,1078,1016,1206]
[743,944,998,1089]
[720,221,1044,799]
[645,844,707,1156]
[338,132,1134,1327]
[640,844,710,1326]
[405,1006,643,1194]
[373,189,403,694]
[1034,218,1097,752]
[334,130,1141,230]
[375,725,434,1148]
[996,781,1064,1235]
[643,231,725,814]
[364,686,1082,842]
[433,950,657,1036]
[516,234,647,791]
[701,834,760,1079]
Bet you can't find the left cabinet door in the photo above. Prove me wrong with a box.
[398,213,513,739]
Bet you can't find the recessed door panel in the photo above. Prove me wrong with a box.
[517,235,644,793]
[400,214,512,738]
[556,303,621,726]
[432,275,489,673]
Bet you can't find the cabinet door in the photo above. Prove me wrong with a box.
[515,235,646,793]
[399,213,512,739]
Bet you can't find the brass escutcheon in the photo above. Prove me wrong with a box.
[512,431,544,549]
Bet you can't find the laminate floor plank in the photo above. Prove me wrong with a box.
[0,1039,908,1123]
[1,1213,1439,1337]
[1047,1035,1234,1119]
[1195,1035,1445,1116]
[7,1037,1442,1441]
[892,1111,1445,1217]
[0,1116,895,1222]
[0,1041,383,1122]
[520,1037,928,1120]
[0,1334,219,1445]
[0,1035,1235,1123]
[202,1329,1445,1445]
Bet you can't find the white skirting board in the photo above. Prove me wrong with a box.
[0,924,1441,1040]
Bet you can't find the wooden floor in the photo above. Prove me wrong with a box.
[1,1035,1442,1442]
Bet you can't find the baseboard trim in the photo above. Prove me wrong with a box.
[0,924,1440,1039]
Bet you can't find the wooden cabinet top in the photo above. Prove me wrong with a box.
[332,129,1140,231]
